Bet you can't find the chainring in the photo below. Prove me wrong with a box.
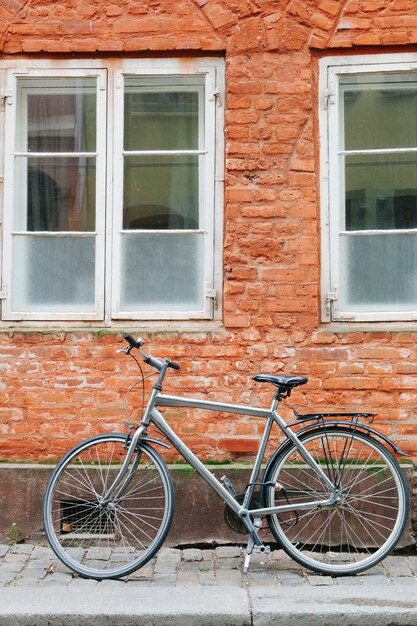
[224,492,260,534]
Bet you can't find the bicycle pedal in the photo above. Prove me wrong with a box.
[254,545,270,555]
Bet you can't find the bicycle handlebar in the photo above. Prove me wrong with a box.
[121,333,180,371]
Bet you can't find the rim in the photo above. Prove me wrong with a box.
[44,436,172,578]
[266,429,406,574]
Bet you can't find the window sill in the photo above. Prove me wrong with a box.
[0,319,226,335]
[320,321,417,334]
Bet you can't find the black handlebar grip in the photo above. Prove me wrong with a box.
[167,360,181,371]
[122,333,143,349]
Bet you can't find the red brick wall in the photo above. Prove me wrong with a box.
[1,0,417,463]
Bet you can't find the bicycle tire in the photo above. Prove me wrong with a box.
[43,433,174,579]
[263,426,409,576]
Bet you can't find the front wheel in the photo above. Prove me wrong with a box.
[43,433,174,579]
[263,427,409,576]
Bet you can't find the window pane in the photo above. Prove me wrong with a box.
[342,72,417,150]
[119,233,203,311]
[12,235,95,312]
[123,155,199,229]
[14,157,96,231]
[124,76,202,151]
[16,77,96,153]
[340,233,417,311]
[345,153,417,230]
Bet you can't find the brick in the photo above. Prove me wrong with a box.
[227,95,251,109]
[318,0,341,16]
[224,314,251,328]
[308,32,328,48]
[310,12,334,31]
[357,347,410,360]
[375,15,417,28]
[324,377,381,390]
[229,16,263,50]
[381,31,411,45]
[203,3,238,30]
[218,438,260,452]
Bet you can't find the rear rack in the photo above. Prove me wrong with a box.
[288,409,407,457]
[292,409,376,426]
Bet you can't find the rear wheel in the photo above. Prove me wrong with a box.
[43,433,174,579]
[263,427,408,575]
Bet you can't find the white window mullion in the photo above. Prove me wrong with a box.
[323,67,341,321]
[213,62,224,319]
[94,70,107,320]
[2,68,19,320]
[111,69,124,319]
[0,70,6,304]
[201,67,216,318]
[104,65,115,324]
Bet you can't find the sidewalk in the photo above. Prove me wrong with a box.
[1,542,417,625]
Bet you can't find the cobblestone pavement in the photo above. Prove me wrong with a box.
[1,542,417,588]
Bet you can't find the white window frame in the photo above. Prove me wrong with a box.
[0,58,224,323]
[320,53,417,323]
[2,67,107,322]
[111,61,218,320]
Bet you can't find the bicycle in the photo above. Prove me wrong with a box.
[43,333,409,580]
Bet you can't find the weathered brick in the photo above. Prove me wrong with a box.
[357,347,410,360]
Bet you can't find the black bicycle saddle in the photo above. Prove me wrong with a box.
[252,374,308,389]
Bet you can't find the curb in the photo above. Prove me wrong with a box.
[0,586,250,626]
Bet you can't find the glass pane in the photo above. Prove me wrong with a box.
[14,156,96,231]
[124,76,202,151]
[16,77,97,153]
[123,155,199,229]
[120,233,203,311]
[16,78,97,152]
[340,233,417,311]
[12,235,95,313]
[342,72,417,150]
[345,153,417,230]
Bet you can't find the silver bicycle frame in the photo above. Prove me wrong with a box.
[107,387,338,523]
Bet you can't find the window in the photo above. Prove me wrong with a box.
[0,59,224,321]
[320,55,417,322]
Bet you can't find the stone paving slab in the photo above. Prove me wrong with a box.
[1,543,417,625]
[0,586,250,626]
[250,584,417,626]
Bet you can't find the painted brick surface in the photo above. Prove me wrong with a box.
[0,0,416,470]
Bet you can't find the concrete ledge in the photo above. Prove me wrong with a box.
[0,463,256,545]
[0,462,415,547]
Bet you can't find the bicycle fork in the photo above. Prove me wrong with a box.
[102,426,147,503]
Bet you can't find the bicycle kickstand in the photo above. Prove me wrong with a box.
[243,518,267,574]
[243,535,255,574]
